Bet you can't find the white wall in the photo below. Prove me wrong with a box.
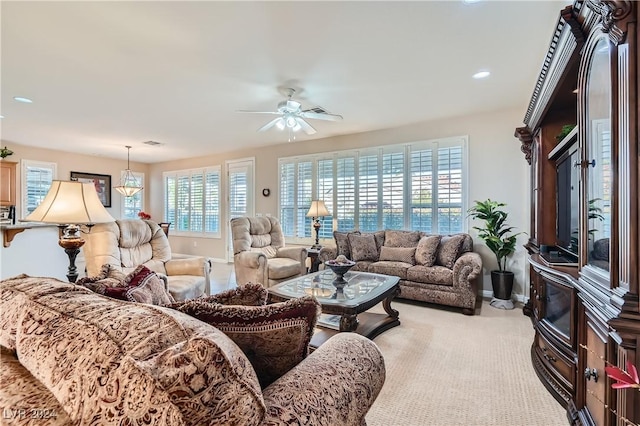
[1,105,531,299]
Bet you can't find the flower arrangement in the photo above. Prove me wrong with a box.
[137,211,151,220]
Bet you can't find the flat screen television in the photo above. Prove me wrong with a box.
[555,144,580,259]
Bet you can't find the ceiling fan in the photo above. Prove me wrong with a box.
[238,88,343,139]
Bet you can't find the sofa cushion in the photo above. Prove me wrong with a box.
[369,261,411,279]
[379,246,416,265]
[268,257,304,280]
[415,235,441,266]
[407,265,454,286]
[334,231,360,259]
[348,233,379,261]
[76,263,129,299]
[384,230,422,248]
[203,282,268,306]
[2,275,266,426]
[436,234,466,269]
[171,296,320,388]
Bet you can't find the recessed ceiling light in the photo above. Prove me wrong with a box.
[472,71,491,79]
[13,96,33,103]
[463,0,482,4]
[0,115,4,119]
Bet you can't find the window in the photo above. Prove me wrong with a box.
[163,166,221,237]
[278,137,468,242]
[121,172,144,219]
[21,160,56,219]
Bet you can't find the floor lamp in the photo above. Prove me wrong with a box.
[25,180,114,283]
[306,200,330,250]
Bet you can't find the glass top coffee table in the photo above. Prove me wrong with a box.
[268,269,401,347]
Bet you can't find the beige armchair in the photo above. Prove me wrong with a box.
[230,216,307,287]
[82,219,211,301]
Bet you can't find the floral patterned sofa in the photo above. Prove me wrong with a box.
[319,230,482,315]
[0,275,385,426]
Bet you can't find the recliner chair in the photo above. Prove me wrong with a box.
[82,219,211,301]
[230,216,307,287]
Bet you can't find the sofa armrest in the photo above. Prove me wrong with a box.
[261,333,385,426]
[452,251,482,291]
[318,247,337,264]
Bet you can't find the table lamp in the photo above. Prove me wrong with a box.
[306,200,330,249]
[25,180,114,283]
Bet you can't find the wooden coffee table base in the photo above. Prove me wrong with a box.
[310,288,401,348]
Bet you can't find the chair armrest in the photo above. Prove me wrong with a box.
[262,333,385,426]
[234,251,267,268]
[165,256,208,277]
[275,246,306,261]
[452,251,482,290]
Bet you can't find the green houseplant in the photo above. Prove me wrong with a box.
[468,199,522,301]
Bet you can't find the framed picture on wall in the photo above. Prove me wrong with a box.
[70,171,112,207]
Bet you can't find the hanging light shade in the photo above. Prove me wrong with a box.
[114,145,143,197]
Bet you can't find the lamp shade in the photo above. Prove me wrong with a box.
[25,180,114,224]
[306,200,330,218]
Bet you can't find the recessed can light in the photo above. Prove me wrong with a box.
[472,71,491,79]
[13,96,33,103]
[0,115,4,119]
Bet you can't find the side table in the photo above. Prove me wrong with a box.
[306,248,321,273]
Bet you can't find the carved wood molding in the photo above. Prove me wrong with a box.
[514,126,534,164]
[587,0,632,43]
[561,4,587,45]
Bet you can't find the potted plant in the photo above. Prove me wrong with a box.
[468,199,522,301]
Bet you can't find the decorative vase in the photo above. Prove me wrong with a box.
[324,260,355,290]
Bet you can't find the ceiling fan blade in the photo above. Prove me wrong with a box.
[297,118,317,135]
[300,111,343,121]
[236,110,282,115]
[258,117,283,132]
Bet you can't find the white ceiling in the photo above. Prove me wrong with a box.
[1,1,569,164]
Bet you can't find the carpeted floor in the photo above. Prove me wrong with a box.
[210,263,566,425]
[365,299,567,426]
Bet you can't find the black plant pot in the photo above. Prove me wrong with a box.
[491,270,514,300]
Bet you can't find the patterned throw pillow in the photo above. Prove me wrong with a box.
[333,231,360,259]
[384,230,422,248]
[378,246,416,264]
[415,235,442,266]
[77,264,129,300]
[347,233,379,262]
[172,296,320,388]
[124,265,175,305]
[436,234,466,269]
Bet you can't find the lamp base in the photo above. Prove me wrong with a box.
[58,237,85,283]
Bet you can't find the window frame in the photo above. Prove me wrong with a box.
[163,166,222,238]
[278,136,469,245]
[20,159,57,220]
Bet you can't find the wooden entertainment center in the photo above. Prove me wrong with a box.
[515,1,639,425]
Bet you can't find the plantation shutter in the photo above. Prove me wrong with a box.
[22,161,56,218]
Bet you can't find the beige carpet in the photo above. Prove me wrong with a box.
[364,299,567,426]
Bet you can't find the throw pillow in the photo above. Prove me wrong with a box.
[172,296,320,388]
[347,233,379,262]
[436,234,466,269]
[333,230,360,259]
[124,265,175,306]
[379,246,416,264]
[167,283,268,310]
[384,230,422,248]
[415,235,442,266]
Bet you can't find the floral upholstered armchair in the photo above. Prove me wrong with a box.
[230,216,307,287]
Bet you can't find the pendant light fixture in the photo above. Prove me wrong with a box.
[114,145,143,197]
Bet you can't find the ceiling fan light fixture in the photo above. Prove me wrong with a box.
[285,115,297,128]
